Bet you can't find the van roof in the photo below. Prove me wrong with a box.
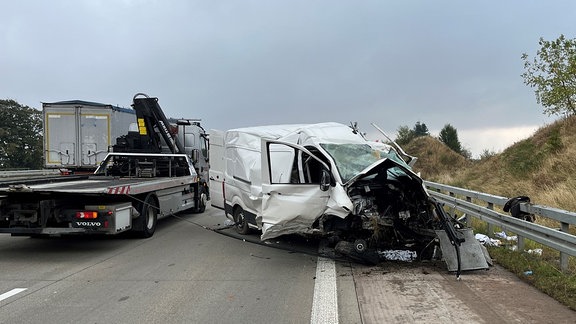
[228,122,365,145]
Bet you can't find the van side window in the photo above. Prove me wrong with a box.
[268,143,296,184]
[290,154,301,184]
[300,151,320,184]
[302,146,328,184]
[267,143,328,185]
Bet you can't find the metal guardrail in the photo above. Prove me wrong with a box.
[0,170,61,178]
[424,181,576,271]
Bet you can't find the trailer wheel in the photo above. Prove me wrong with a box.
[233,207,249,235]
[134,194,158,238]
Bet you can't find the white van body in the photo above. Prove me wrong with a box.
[209,122,489,271]
[210,122,426,239]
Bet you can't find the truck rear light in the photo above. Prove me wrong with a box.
[76,211,98,219]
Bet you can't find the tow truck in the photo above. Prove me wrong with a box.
[0,94,207,238]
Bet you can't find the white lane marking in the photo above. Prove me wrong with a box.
[0,288,27,302]
[310,256,339,324]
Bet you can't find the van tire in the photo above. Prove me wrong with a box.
[233,207,249,235]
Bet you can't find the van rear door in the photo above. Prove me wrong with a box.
[208,130,225,209]
[259,139,331,240]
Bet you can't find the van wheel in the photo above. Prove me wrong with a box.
[354,239,367,254]
[233,207,249,235]
[134,194,158,238]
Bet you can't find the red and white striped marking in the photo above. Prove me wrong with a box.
[107,185,131,194]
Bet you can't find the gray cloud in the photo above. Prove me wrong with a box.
[1,0,574,156]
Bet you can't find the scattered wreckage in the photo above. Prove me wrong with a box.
[209,122,489,275]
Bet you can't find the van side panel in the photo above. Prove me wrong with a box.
[224,144,262,221]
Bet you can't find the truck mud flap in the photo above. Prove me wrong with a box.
[436,229,490,272]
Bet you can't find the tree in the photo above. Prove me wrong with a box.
[460,148,472,159]
[395,121,430,145]
[395,125,415,145]
[413,121,430,137]
[439,124,463,154]
[0,99,43,169]
[521,34,576,116]
[479,149,497,160]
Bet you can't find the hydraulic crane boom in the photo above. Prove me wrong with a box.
[126,93,185,154]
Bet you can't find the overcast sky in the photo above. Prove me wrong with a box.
[1,1,574,157]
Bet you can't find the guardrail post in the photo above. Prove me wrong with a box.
[517,236,525,252]
[486,202,494,235]
[560,222,569,271]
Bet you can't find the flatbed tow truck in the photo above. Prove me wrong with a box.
[0,94,207,238]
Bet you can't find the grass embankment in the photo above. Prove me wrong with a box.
[404,115,576,310]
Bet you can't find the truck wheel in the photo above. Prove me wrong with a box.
[134,194,158,238]
[233,207,249,235]
[195,187,207,213]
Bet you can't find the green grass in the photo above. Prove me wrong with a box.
[502,139,543,177]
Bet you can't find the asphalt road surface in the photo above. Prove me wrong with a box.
[0,206,574,323]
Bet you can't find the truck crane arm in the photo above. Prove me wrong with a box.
[129,93,185,154]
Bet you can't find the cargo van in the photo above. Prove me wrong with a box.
[209,122,488,271]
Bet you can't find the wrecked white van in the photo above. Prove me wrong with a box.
[209,122,488,272]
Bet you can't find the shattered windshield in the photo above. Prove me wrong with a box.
[320,143,410,183]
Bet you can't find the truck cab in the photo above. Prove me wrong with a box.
[174,119,209,193]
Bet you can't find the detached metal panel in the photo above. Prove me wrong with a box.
[43,101,135,170]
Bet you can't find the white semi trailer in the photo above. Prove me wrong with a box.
[43,100,135,171]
